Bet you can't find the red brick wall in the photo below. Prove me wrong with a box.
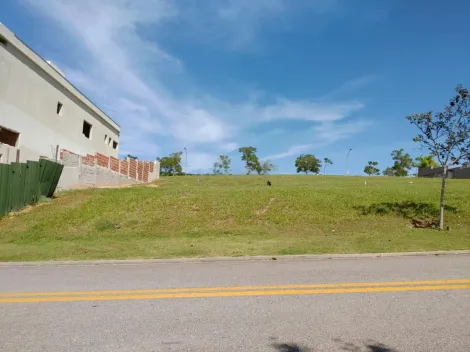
[143,162,149,182]
[96,153,109,168]
[82,154,97,167]
[59,148,156,182]
[120,160,129,176]
[129,158,137,179]
[137,161,144,181]
[110,156,119,172]
[60,149,78,160]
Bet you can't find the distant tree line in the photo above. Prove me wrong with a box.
[156,147,448,178]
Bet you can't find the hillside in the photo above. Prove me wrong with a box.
[0,175,469,261]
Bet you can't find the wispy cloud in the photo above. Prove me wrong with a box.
[312,119,372,143]
[173,0,340,49]
[261,100,364,122]
[319,75,378,100]
[185,151,217,173]
[220,142,239,152]
[23,0,229,156]
[22,0,368,165]
[262,144,314,161]
[263,119,371,161]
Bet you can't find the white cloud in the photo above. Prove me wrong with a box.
[186,151,217,173]
[261,100,364,122]
[220,142,239,152]
[262,144,314,161]
[319,75,378,100]
[23,0,366,162]
[263,120,371,161]
[23,0,229,157]
[312,119,371,142]
[182,0,340,49]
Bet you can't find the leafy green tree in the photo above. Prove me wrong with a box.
[323,157,333,174]
[407,84,470,230]
[213,155,231,175]
[413,155,438,168]
[364,161,380,176]
[238,146,262,174]
[295,154,321,174]
[383,149,413,177]
[260,160,277,175]
[157,152,183,176]
[382,167,395,176]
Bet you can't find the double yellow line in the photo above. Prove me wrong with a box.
[1,279,469,303]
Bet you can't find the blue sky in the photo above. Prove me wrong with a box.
[3,0,469,174]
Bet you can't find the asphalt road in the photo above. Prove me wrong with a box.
[1,254,469,352]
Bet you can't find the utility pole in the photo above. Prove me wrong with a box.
[346,148,352,175]
[183,147,188,171]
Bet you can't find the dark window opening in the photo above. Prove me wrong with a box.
[0,126,20,147]
[0,35,7,46]
[82,121,92,139]
[104,134,108,143]
[112,141,118,150]
[57,102,63,115]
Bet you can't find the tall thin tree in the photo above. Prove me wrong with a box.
[407,85,470,230]
[323,158,333,175]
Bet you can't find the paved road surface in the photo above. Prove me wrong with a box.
[1,254,469,351]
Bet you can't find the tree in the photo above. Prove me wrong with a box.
[383,149,413,177]
[295,154,321,174]
[323,158,333,174]
[407,85,470,230]
[382,167,395,176]
[126,154,138,160]
[238,146,262,174]
[213,155,231,175]
[157,152,183,176]
[364,161,380,176]
[413,154,438,169]
[260,160,277,175]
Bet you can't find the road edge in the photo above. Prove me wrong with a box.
[1,250,469,267]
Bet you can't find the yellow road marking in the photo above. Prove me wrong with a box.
[1,279,469,298]
[1,284,469,303]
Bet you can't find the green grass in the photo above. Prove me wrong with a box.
[0,175,469,261]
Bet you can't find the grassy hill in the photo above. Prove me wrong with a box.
[0,175,469,261]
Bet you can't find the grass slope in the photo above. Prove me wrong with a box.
[0,176,469,261]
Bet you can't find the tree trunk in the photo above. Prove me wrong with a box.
[439,166,448,231]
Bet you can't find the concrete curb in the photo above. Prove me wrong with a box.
[1,250,469,267]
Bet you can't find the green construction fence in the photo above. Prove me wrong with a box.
[0,159,64,217]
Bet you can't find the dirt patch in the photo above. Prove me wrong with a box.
[96,184,136,189]
[8,201,50,217]
[410,218,439,229]
[254,198,276,215]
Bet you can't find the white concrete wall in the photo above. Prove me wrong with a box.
[56,150,159,190]
[0,143,42,163]
[0,24,120,159]
[57,165,140,191]
[149,161,160,181]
